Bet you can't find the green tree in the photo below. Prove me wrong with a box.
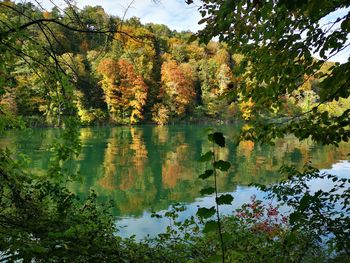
[191,1,350,260]
[194,0,350,144]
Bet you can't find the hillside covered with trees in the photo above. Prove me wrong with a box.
[1,1,347,127]
[0,1,237,126]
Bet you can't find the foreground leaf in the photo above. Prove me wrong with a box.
[216,194,234,205]
[199,150,214,162]
[199,169,214,179]
[213,160,231,171]
[197,206,216,219]
[200,187,215,195]
[208,132,225,147]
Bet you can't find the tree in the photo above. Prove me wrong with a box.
[193,0,350,145]
[159,60,196,119]
[0,2,144,261]
[96,57,120,120]
[191,1,350,260]
[97,58,148,124]
[198,48,235,118]
[118,59,148,124]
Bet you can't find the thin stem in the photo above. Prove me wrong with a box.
[213,141,225,263]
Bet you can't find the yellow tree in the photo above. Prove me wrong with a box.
[96,58,121,121]
[97,58,147,124]
[118,59,148,124]
[160,60,195,119]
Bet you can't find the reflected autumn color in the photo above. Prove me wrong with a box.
[98,128,118,190]
[1,125,349,217]
[153,125,169,144]
[98,127,148,190]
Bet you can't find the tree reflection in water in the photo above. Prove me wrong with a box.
[1,125,349,217]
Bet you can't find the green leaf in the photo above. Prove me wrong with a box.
[222,232,232,243]
[188,34,197,42]
[216,194,234,205]
[341,18,350,32]
[199,169,214,179]
[289,211,301,224]
[299,194,310,211]
[208,132,225,147]
[197,206,216,219]
[207,254,222,262]
[199,150,214,162]
[213,160,231,171]
[203,220,218,233]
[200,187,215,195]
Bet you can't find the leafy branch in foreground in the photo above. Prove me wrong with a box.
[190,0,350,145]
[198,131,232,262]
[257,164,350,259]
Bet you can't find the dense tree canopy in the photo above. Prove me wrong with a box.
[0,0,241,126]
[193,0,350,144]
[2,0,348,128]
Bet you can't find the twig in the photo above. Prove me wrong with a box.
[213,141,225,263]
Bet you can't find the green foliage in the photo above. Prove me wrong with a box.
[209,131,226,147]
[194,130,349,261]
[199,169,214,179]
[216,194,233,205]
[197,206,216,219]
[199,150,214,162]
[197,131,234,262]
[148,192,330,262]
[0,1,245,126]
[1,0,350,262]
[193,0,350,145]
[218,197,326,263]
[259,165,350,257]
[200,187,216,195]
[213,160,231,171]
[0,115,121,262]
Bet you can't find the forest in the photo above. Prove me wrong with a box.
[0,0,349,262]
[1,1,348,127]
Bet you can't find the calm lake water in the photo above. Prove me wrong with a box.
[1,124,349,239]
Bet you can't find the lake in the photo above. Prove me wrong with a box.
[1,124,349,239]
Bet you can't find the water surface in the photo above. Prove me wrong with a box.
[1,125,349,238]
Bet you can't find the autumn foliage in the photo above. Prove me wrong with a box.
[97,59,148,124]
[159,60,195,117]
